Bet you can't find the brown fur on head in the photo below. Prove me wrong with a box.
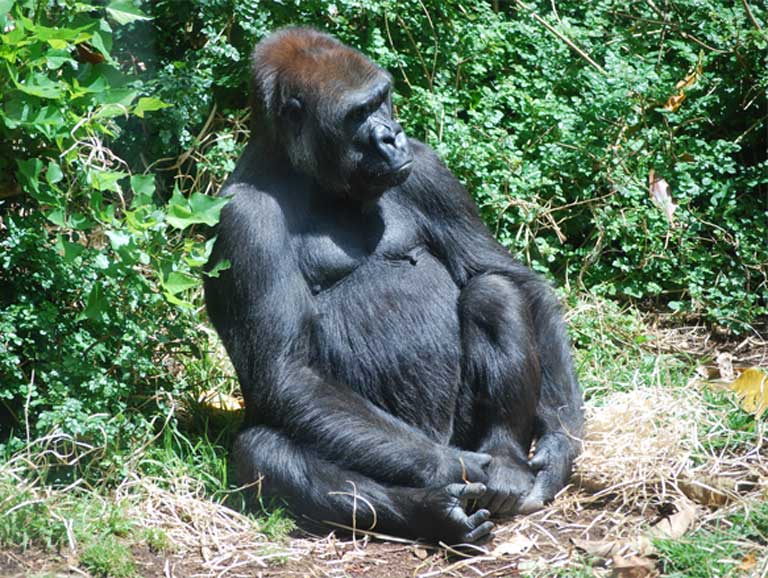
[251,27,385,113]
[249,28,405,196]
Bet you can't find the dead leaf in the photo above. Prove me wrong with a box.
[716,352,735,382]
[663,91,686,112]
[198,390,244,412]
[679,476,730,507]
[649,499,696,539]
[76,42,106,64]
[573,536,655,560]
[612,555,658,578]
[674,64,702,91]
[649,169,678,225]
[663,59,702,113]
[738,552,757,572]
[572,538,621,558]
[493,534,534,556]
[412,547,429,560]
[727,367,768,417]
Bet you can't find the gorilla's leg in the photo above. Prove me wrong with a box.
[455,273,541,515]
[234,425,495,544]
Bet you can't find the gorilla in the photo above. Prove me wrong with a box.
[204,27,583,545]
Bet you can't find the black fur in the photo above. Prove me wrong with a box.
[205,28,583,545]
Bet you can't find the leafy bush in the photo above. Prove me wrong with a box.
[0,1,226,447]
[130,0,766,327]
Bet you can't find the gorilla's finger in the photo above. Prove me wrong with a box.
[446,482,487,501]
[466,508,491,526]
[464,521,495,544]
[517,470,558,514]
[528,448,550,471]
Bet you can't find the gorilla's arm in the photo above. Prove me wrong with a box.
[204,184,489,489]
[403,141,584,509]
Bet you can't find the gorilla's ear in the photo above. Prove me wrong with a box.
[280,97,303,129]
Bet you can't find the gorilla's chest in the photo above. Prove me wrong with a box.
[293,196,462,434]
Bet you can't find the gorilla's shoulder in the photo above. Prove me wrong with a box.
[217,181,289,242]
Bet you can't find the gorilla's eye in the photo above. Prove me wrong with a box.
[348,105,368,123]
[281,97,303,126]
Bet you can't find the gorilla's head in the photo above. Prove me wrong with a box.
[250,28,414,199]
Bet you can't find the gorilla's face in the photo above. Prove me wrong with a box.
[341,80,413,196]
[281,78,414,200]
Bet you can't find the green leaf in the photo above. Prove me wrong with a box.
[163,271,199,295]
[0,1,15,17]
[46,160,63,186]
[89,170,127,193]
[56,236,86,263]
[206,259,231,278]
[187,192,230,226]
[106,0,152,25]
[166,188,229,230]
[16,158,43,194]
[106,229,131,251]
[46,207,67,227]
[130,174,155,196]
[78,282,109,322]
[14,73,62,99]
[134,96,171,118]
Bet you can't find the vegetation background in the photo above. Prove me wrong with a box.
[0,0,765,577]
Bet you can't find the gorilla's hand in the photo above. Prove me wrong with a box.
[476,457,535,516]
[412,483,495,544]
[429,449,492,487]
[517,433,574,514]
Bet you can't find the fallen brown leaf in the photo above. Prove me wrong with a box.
[678,477,730,507]
[612,555,658,578]
[738,552,757,572]
[412,547,429,560]
[572,536,653,559]
[198,390,244,412]
[716,352,736,382]
[649,499,696,539]
[493,534,534,556]
[611,556,659,578]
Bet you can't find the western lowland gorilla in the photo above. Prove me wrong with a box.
[204,27,583,545]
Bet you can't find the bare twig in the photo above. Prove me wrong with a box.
[513,0,607,75]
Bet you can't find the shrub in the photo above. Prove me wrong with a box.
[0,1,224,448]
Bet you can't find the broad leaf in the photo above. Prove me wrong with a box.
[106,0,151,25]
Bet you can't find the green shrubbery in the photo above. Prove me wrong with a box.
[0,1,224,447]
[1,0,766,445]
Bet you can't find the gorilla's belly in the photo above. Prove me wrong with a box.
[309,248,462,438]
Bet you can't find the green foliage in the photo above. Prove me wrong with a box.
[0,1,227,447]
[80,535,137,578]
[129,0,766,328]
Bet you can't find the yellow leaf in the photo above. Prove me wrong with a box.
[728,368,768,417]
[738,552,757,571]
[198,390,244,412]
[663,91,686,112]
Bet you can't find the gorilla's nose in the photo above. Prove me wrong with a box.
[372,123,412,168]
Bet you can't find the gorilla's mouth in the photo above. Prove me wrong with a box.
[393,159,413,173]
